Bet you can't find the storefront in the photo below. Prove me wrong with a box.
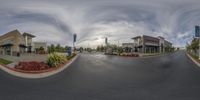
[0,30,41,56]
[144,45,159,53]
[0,44,13,55]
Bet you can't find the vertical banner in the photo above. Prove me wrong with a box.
[73,34,77,43]
[73,34,77,53]
[195,26,200,59]
[105,37,108,45]
[195,25,200,37]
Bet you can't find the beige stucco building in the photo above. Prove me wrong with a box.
[0,30,47,56]
[32,42,47,53]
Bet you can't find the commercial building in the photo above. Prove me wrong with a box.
[131,35,172,53]
[32,42,47,53]
[122,43,135,52]
[0,30,47,56]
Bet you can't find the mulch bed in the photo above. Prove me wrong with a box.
[120,54,139,57]
[12,61,69,74]
[105,53,139,57]
[0,55,77,74]
[15,61,49,71]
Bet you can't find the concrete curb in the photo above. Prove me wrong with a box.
[0,54,79,79]
[139,51,176,59]
[186,53,200,67]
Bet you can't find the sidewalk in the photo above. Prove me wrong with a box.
[0,53,48,62]
[139,51,177,58]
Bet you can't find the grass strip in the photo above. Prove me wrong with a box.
[0,58,12,65]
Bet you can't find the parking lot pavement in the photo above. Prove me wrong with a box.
[1,51,200,100]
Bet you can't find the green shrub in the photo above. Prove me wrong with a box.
[67,53,76,60]
[46,53,67,67]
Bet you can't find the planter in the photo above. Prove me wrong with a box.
[13,61,69,74]
[120,53,139,57]
[0,54,78,79]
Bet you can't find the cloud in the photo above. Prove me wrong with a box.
[0,0,200,47]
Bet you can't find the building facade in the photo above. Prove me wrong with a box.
[0,30,47,56]
[32,42,47,53]
[122,43,135,52]
[131,35,172,53]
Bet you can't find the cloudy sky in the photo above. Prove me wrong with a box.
[0,0,200,48]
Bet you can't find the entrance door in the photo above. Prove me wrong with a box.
[28,46,32,53]
[5,47,11,55]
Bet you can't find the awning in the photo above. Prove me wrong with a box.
[0,43,13,47]
[19,44,27,48]
[23,33,36,38]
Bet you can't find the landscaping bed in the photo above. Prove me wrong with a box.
[105,53,139,57]
[141,53,160,57]
[120,53,139,57]
[188,52,200,63]
[11,53,76,73]
[0,58,12,65]
[15,61,50,71]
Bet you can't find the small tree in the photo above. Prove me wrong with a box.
[56,44,61,52]
[96,45,100,51]
[117,46,123,54]
[39,46,45,51]
[38,46,45,54]
[165,46,171,52]
[100,45,105,52]
[48,44,55,53]
[187,38,199,56]
[191,39,199,50]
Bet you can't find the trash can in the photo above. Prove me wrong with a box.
[17,52,20,57]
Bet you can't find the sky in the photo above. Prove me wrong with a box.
[0,0,200,48]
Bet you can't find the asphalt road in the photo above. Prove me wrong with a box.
[1,51,200,100]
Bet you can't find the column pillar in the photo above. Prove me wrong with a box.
[2,47,5,55]
[142,46,144,53]
[10,47,12,56]
[25,35,28,52]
